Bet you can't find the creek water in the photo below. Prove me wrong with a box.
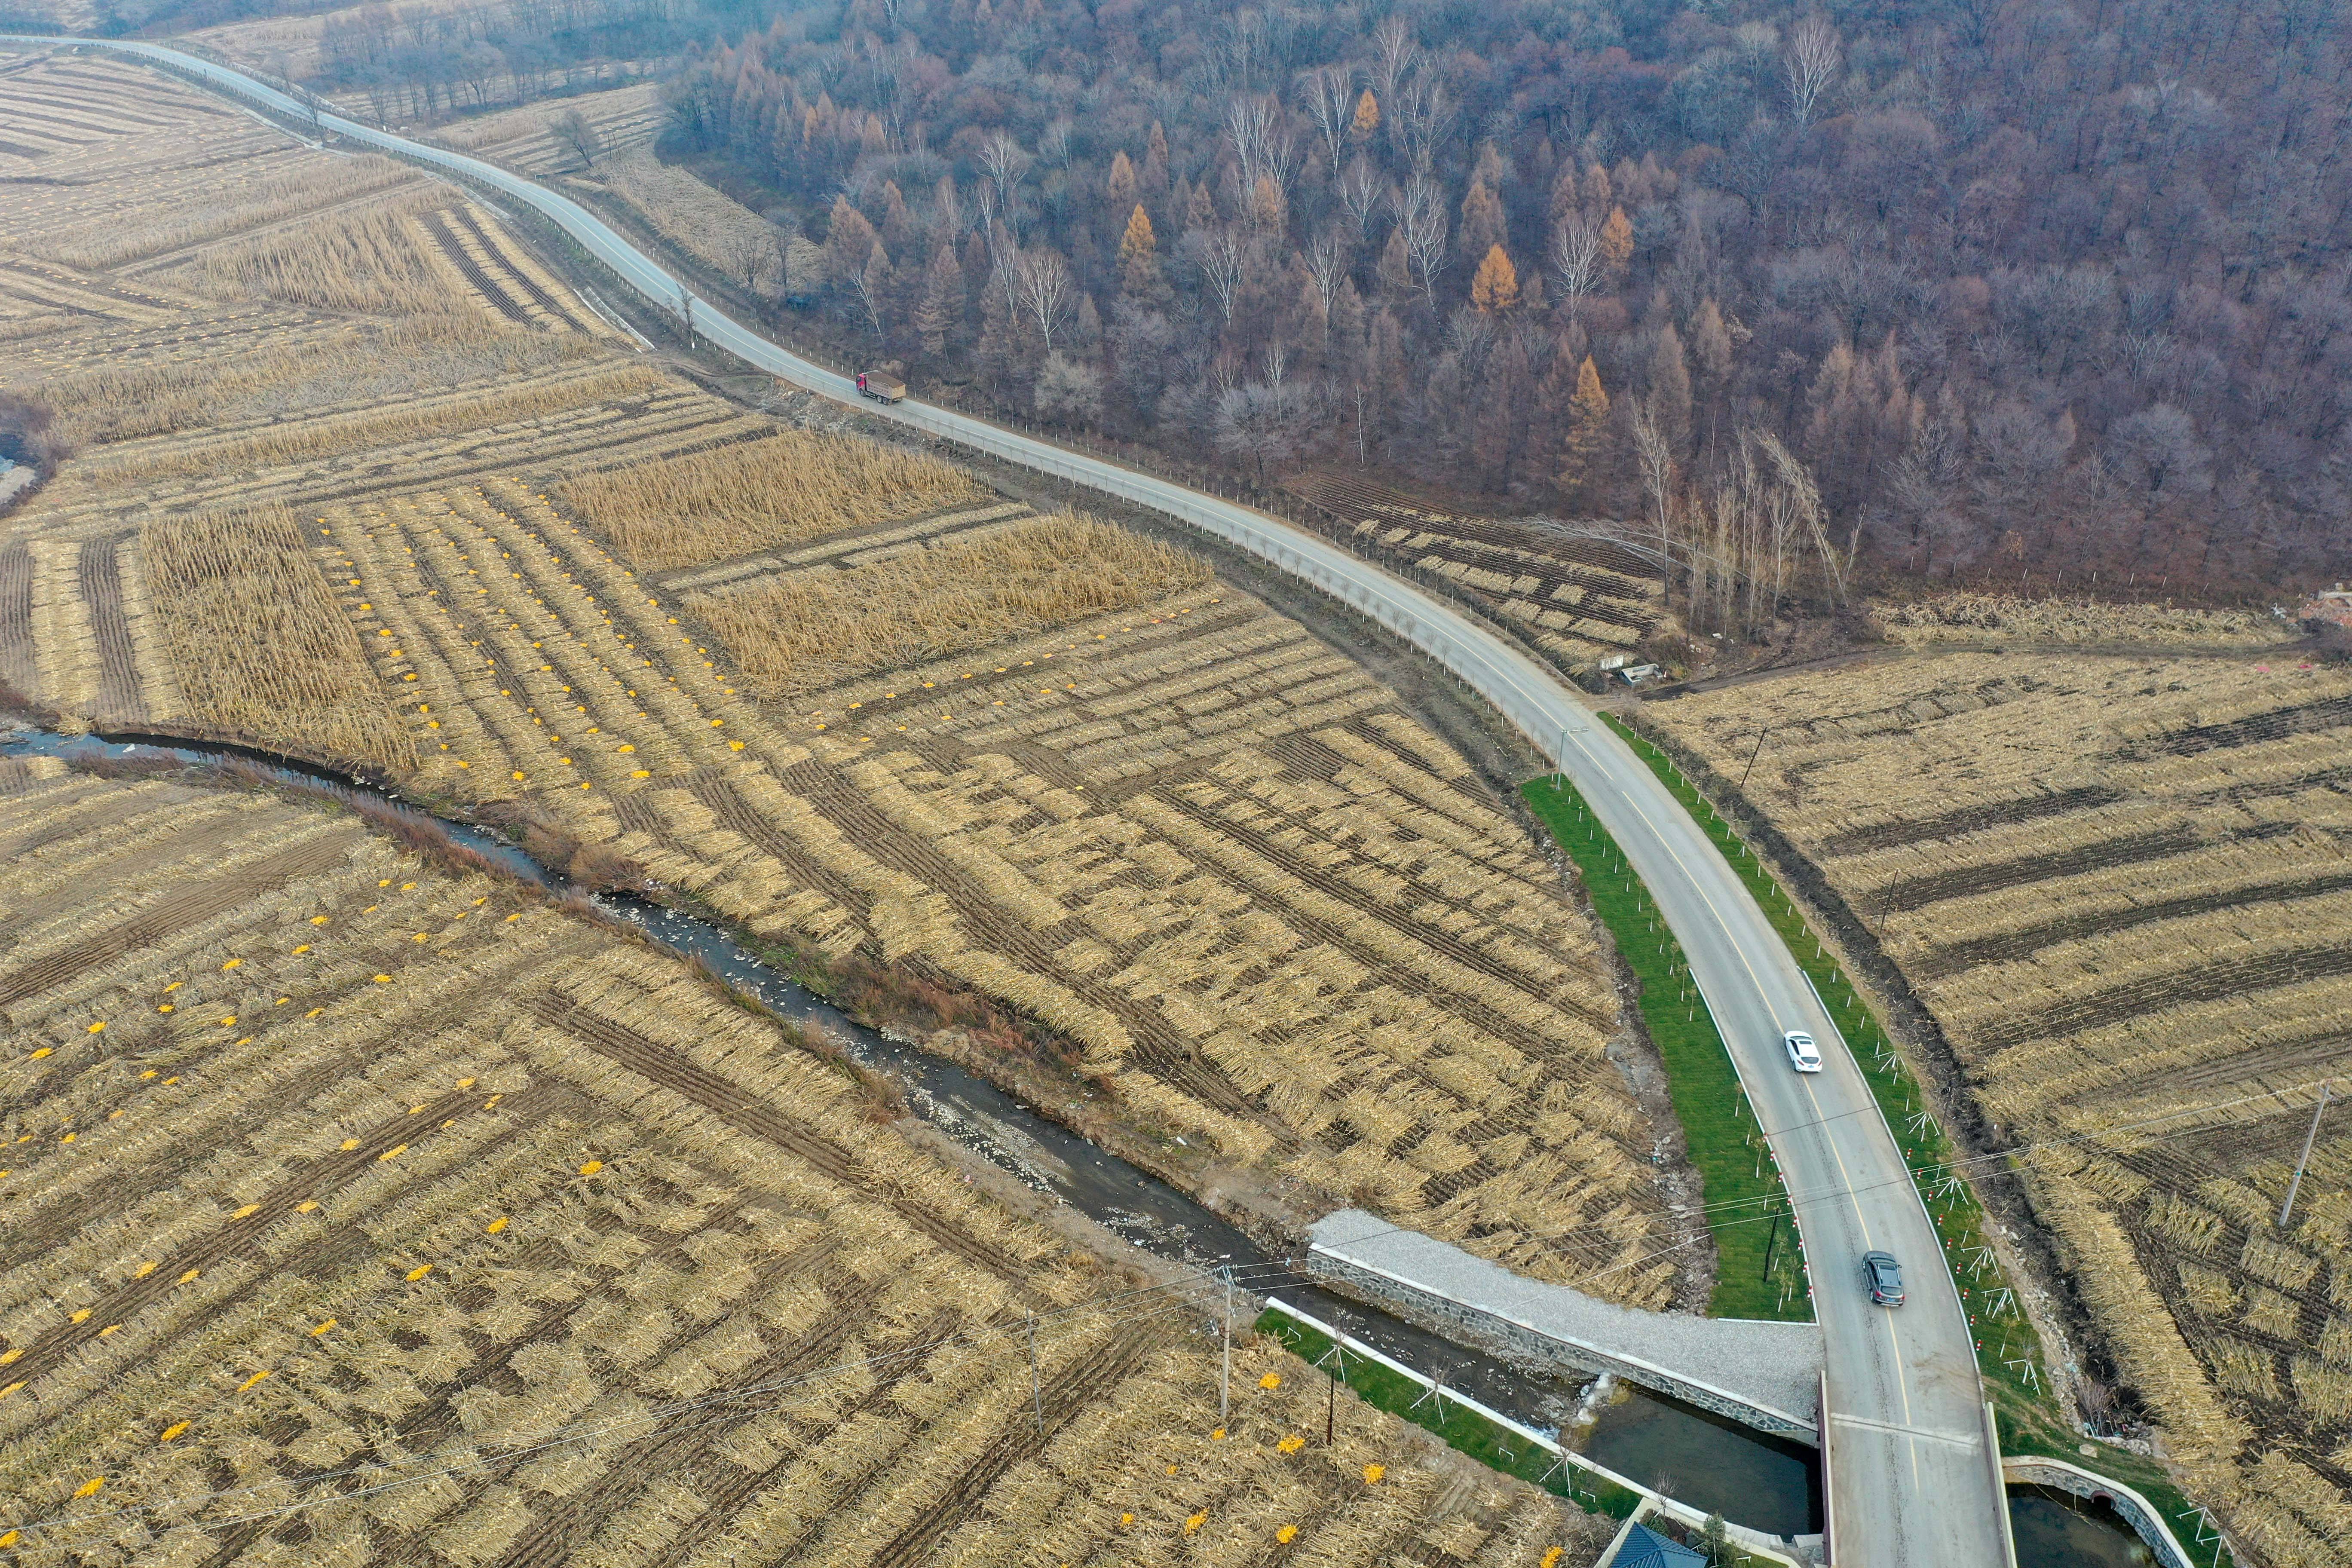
[10,728,1840,1533]
[2009,1486,2156,1567]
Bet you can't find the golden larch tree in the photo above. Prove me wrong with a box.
[1599,205,1634,280]
[1459,179,1507,261]
[1250,173,1286,231]
[1117,204,1159,293]
[1106,149,1137,208]
[1470,245,1520,312]
[1352,88,1380,136]
[1560,355,1611,490]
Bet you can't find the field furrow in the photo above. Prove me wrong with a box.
[1645,645,2352,1545]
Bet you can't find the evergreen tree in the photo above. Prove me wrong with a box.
[1458,179,1507,261]
[1376,225,1412,297]
[1650,321,1692,449]
[1598,205,1633,282]
[1692,297,1734,390]
[1141,120,1170,194]
[823,195,882,294]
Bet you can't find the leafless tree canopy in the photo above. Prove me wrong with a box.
[633,0,2352,589]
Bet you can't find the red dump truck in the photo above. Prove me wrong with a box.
[856,369,906,404]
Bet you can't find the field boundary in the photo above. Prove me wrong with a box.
[1256,1299,1810,1567]
[1521,774,1813,1321]
[1602,709,2239,1568]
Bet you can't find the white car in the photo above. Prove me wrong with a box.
[1783,1029,1822,1072]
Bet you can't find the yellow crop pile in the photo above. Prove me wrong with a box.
[0,763,1606,1567]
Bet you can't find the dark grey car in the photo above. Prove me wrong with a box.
[1863,1250,1905,1306]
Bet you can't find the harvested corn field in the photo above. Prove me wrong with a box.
[0,49,1682,1317]
[694,512,1210,697]
[97,463,1657,1308]
[0,64,774,743]
[0,761,1598,1566]
[435,82,668,175]
[187,185,620,337]
[594,149,788,293]
[274,481,1673,1301]
[142,504,414,769]
[554,431,990,571]
[1873,592,2303,651]
[1288,471,1664,666]
[1642,646,2352,1563]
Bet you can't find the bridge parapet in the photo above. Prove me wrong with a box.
[1307,1210,1825,1441]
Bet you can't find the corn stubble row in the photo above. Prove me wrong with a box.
[7,74,1674,1339]
[141,503,414,769]
[182,185,607,340]
[0,768,1594,1566]
[554,430,989,571]
[289,480,1666,1300]
[1873,591,2303,650]
[694,512,1210,698]
[1648,648,2352,1558]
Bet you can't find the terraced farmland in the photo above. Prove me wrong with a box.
[0,51,1684,1312]
[1287,472,1664,669]
[1642,646,2352,1564]
[0,761,1605,1566]
[275,476,1673,1302]
[436,83,669,175]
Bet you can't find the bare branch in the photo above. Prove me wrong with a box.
[1784,15,1842,129]
[1550,210,1604,311]
[1298,66,1354,178]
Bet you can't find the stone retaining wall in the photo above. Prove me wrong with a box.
[1306,1211,1822,1441]
[2001,1456,2202,1568]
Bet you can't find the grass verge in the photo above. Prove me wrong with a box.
[1522,775,1812,1321]
[1597,714,2235,1567]
[1255,1309,1644,1521]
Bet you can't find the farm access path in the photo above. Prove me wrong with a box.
[6,36,2010,1567]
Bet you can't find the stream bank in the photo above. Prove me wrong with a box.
[5,723,1831,1541]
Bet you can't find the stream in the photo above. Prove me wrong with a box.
[9,726,1842,1537]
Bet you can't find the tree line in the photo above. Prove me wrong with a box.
[650,0,2352,602]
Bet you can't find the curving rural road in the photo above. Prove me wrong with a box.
[4,37,2012,1565]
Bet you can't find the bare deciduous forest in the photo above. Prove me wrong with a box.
[614,0,2352,600]
[50,0,2344,606]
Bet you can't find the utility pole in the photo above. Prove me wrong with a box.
[1738,725,1772,791]
[1761,1204,1781,1282]
[1027,1309,1042,1435]
[2281,1083,2332,1228]
[1218,1260,1233,1423]
[1318,1341,1346,1446]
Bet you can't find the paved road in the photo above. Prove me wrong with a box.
[5,37,2013,1565]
